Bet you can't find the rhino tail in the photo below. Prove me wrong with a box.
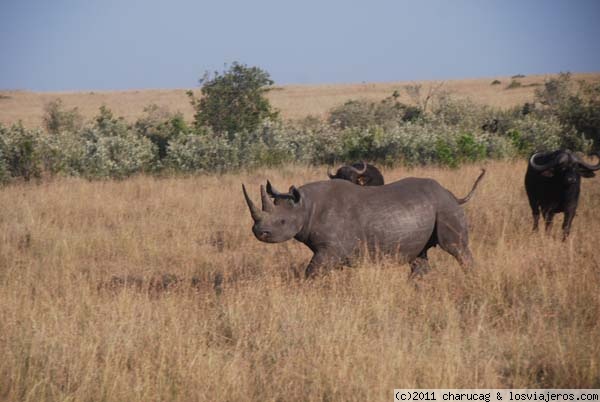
[456,168,486,205]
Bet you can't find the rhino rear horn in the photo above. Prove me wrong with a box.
[260,185,274,212]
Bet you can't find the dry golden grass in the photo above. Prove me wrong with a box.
[1,161,600,401]
[2,72,599,128]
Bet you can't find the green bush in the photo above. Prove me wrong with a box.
[456,132,486,162]
[38,130,86,176]
[166,127,236,173]
[0,123,43,181]
[535,72,600,147]
[507,114,590,155]
[327,95,422,130]
[188,62,279,136]
[430,96,491,129]
[79,106,156,178]
[0,141,9,183]
[43,99,84,134]
[2,69,599,183]
[166,122,296,172]
[328,100,378,129]
[134,104,189,162]
[237,121,296,167]
[435,139,457,167]
[81,131,155,178]
[506,80,522,90]
[320,120,485,167]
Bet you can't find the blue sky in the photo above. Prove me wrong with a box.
[1,0,599,91]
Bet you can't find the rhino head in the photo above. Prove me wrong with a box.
[242,181,305,243]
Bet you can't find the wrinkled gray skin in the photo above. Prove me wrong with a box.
[242,170,485,278]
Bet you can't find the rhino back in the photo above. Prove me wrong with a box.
[299,178,453,258]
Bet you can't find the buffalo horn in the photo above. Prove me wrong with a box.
[572,151,600,171]
[350,161,368,175]
[327,166,337,179]
[529,151,561,172]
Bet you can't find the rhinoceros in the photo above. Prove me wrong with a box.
[242,169,485,277]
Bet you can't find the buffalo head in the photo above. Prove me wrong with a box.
[327,161,384,186]
[242,181,305,243]
[529,149,600,183]
[327,161,367,183]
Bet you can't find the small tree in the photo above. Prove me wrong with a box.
[43,99,84,134]
[134,104,188,160]
[188,62,278,137]
[404,81,446,113]
[0,123,42,181]
[535,72,600,147]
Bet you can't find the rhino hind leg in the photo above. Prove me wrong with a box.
[435,211,474,270]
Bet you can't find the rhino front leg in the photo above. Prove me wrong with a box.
[409,250,431,278]
[305,251,343,278]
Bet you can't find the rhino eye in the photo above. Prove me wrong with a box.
[279,219,286,225]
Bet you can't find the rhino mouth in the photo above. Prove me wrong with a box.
[258,231,271,241]
[253,226,276,243]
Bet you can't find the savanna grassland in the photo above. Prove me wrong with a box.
[1,161,600,402]
[2,72,600,127]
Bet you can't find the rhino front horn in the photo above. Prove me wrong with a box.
[242,184,264,222]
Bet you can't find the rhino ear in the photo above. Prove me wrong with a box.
[266,180,275,197]
[290,186,301,204]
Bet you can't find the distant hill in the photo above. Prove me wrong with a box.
[1,72,599,128]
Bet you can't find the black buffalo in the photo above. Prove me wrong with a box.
[525,149,600,240]
[327,161,384,186]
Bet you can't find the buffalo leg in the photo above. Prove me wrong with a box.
[528,199,540,231]
[543,210,555,233]
[409,250,431,278]
[531,208,540,231]
[561,210,575,241]
[305,251,342,278]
